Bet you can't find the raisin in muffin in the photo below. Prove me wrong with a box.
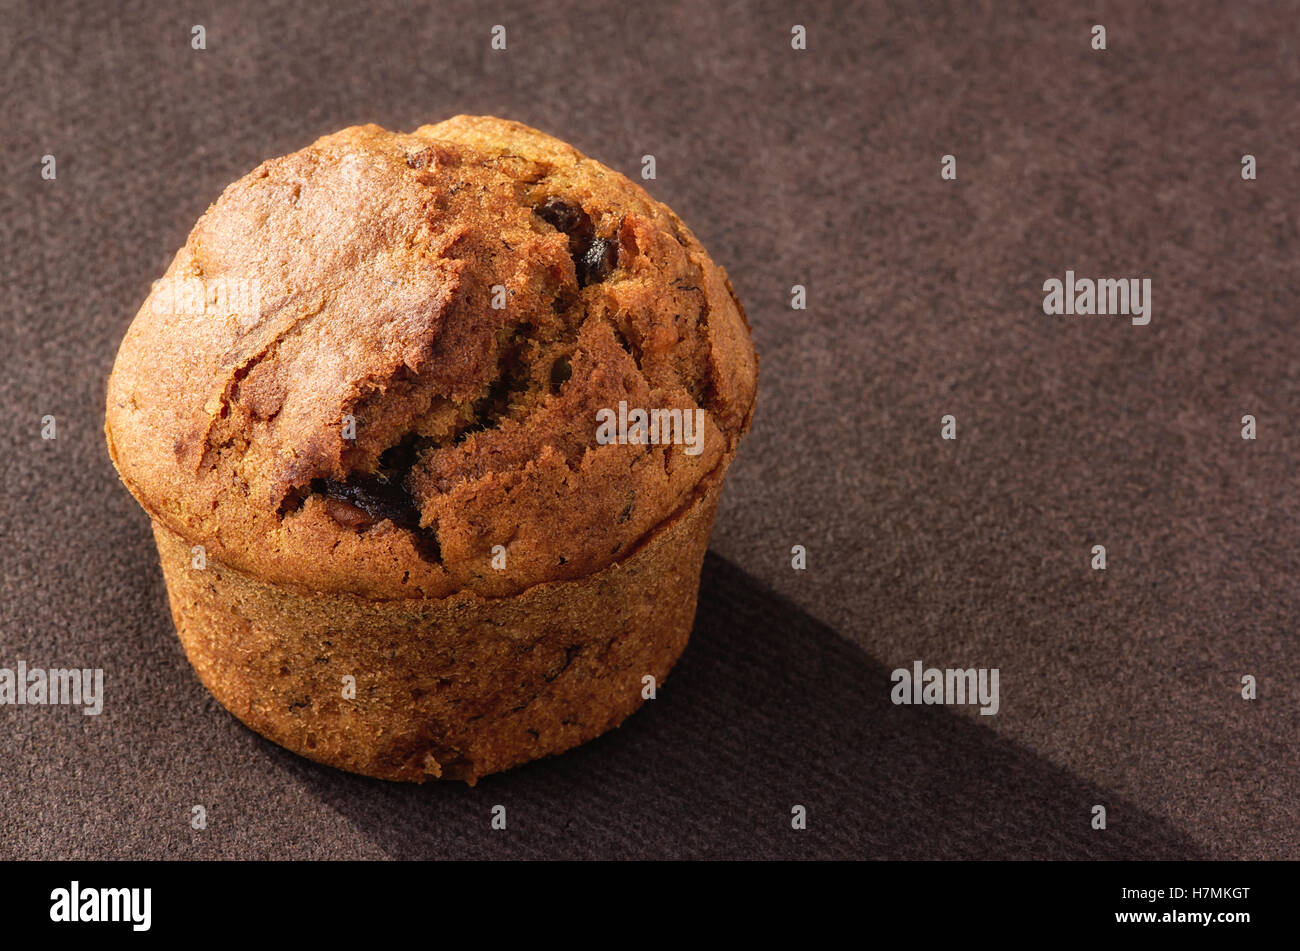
[104,115,757,783]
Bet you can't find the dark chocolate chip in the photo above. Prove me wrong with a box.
[534,197,617,287]
[317,475,420,529]
[577,237,617,286]
[324,496,379,528]
[534,197,591,237]
[315,472,443,563]
[549,355,572,393]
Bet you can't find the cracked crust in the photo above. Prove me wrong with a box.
[105,116,757,600]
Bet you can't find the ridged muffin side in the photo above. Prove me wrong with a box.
[153,466,726,783]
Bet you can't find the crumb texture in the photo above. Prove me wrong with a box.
[106,116,757,598]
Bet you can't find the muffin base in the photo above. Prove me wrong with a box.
[151,472,723,783]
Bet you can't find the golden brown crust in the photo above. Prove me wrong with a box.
[106,116,758,600]
[107,117,757,781]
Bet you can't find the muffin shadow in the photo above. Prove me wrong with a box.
[270,553,1207,859]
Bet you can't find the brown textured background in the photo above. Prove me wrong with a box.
[2,0,1297,859]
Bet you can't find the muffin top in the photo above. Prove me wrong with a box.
[105,116,757,600]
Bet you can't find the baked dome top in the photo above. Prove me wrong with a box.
[105,116,757,599]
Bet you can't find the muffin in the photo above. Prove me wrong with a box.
[104,115,757,783]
